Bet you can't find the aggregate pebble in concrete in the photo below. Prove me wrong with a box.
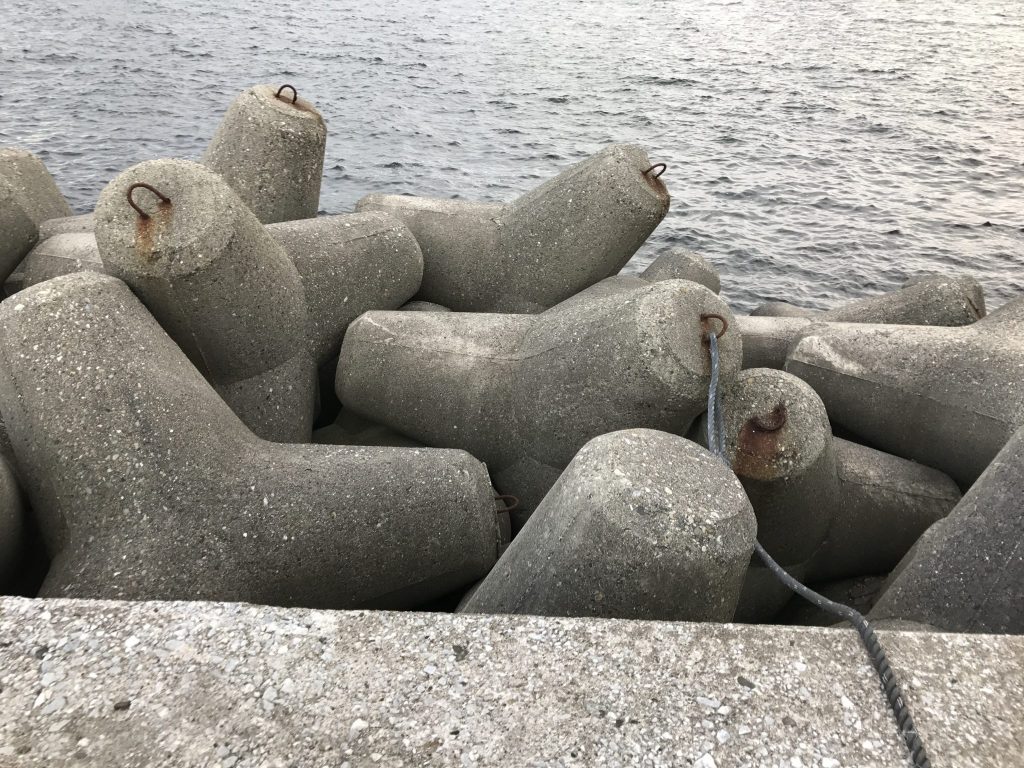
[0,597,1020,768]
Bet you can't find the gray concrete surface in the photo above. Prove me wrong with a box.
[338,279,741,525]
[356,144,669,312]
[461,429,755,621]
[734,315,814,369]
[202,84,327,224]
[869,424,1024,634]
[0,272,501,608]
[4,232,103,296]
[639,246,721,293]
[0,148,72,224]
[0,455,24,589]
[0,148,72,283]
[37,212,95,239]
[9,212,423,368]
[401,300,452,312]
[267,212,424,365]
[0,176,37,284]
[785,299,1024,487]
[94,158,316,443]
[692,369,839,623]
[313,409,425,448]
[751,275,985,325]
[810,438,960,582]
[0,596,1021,767]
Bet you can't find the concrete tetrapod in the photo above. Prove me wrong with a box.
[539,247,722,315]
[94,159,315,443]
[203,84,327,224]
[639,246,720,293]
[809,438,960,583]
[356,144,670,312]
[691,368,959,621]
[12,214,423,367]
[785,299,1024,487]
[0,272,502,607]
[739,275,987,369]
[265,212,424,364]
[0,148,72,223]
[459,429,756,621]
[338,279,741,527]
[37,212,95,238]
[4,232,103,296]
[868,425,1024,634]
[691,368,839,621]
[750,275,985,324]
[0,148,73,282]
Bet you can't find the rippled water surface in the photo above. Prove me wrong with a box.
[2,0,1021,310]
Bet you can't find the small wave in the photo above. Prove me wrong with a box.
[636,76,699,87]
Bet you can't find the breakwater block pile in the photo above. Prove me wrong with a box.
[0,84,1020,767]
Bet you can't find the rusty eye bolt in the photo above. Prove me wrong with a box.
[275,84,298,104]
[642,163,667,179]
[699,313,728,342]
[126,183,171,219]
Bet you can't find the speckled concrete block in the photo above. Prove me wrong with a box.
[0,271,501,607]
[356,144,669,312]
[692,368,838,622]
[37,212,95,238]
[266,212,424,365]
[202,84,326,224]
[5,232,104,296]
[785,299,1024,487]
[690,369,956,621]
[750,300,816,318]
[0,597,1020,768]
[338,279,741,526]
[0,148,72,224]
[810,438,961,583]
[460,429,755,621]
[95,159,316,443]
[751,275,985,325]
[870,425,1024,634]
[0,147,72,282]
[734,315,815,369]
[9,212,423,368]
[0,454,25,589]
[401,299,452,312]
[0,176,38,283]
[640,246,721,293]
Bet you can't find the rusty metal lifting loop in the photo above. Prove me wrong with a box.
[126,183,171,219]
[699,312,729,342]
[642,163,667,179]
[494,494,520,514]
[275,84,298,104]
[751,405,787,432]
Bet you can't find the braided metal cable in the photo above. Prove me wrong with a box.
[706,332,931,768]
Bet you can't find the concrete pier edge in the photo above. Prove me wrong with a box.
[1,597,1020,767]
